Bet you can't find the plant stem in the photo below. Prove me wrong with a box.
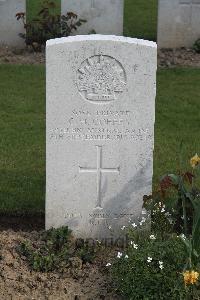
[182,196,188,236]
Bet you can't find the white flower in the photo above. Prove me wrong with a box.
[139,218,146,226]
[150,235,156,240]
[108,225,112,230]
[121,226,126,230]
[147,257,152,263]
[165,212,171,217]
[130,241,138,249]
[117,252,123,258]
[159,261,164,270]
[161,207,165,213]
[106,263,111,267]
[132,223,137,228]
[133,244,138,249]
[125,255,129,259]
[180,233,186,240]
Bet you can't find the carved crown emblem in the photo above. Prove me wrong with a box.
[77,55,126,103]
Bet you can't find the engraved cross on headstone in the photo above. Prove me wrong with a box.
[79,146,120,209]
[179,0,200,23]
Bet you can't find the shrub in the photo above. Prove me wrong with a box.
[111,153,200,299]
[17,226,97,272]
[16,0,86,51]
[112,231,187,300]
[17,226,71,272]
[193,39,200,54]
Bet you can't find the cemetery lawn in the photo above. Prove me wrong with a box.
[0,65,200,214]
[124,0,158,41]
[0,65,45,213]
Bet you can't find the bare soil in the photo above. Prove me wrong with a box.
[0,46,45,65]
[0,45,200,68]
[158,48,200,68]
[0,229,121,300]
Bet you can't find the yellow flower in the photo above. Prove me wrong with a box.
[183,270,199,286]
[190,153,200,168]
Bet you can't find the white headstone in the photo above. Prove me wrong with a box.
[46,35,157,240]
[61,0,124,36]
[158,0,200,48]
[0,0,26,47]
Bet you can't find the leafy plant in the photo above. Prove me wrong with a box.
[193,38,200,54]
[17,226,71,272]
[75,240,96,264]
[111,153,200,299]
[17,226,99,272]
[143,153,200,270]
[16,0,86,51]
[112,230,188,300]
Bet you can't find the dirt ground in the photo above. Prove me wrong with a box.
[0,45,200,68]
[0,229,121,300]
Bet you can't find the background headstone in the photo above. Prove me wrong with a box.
[0,0,26,47]
[61,0,124,36]
[46,35,157,240]
[158,0,200,48]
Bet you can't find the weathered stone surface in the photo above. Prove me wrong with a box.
[158,0,200,48]
[0,0,25,47]
[61,0,124,35]
[46,35,157,239]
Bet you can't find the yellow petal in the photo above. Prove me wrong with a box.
[190,153,200,168]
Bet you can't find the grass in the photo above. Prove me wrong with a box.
[0,66,200,213]
[154,68,200,184]
[0,65,45,213]
[124,0,158,41]
[26,0,158,41]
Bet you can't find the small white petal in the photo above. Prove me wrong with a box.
[180,234,186,240]
[147,257,152,263]
[117,252,123,258]
[125,255,129,259]
[106,263,111,267]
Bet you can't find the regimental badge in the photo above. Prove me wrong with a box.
[77,55,127,103]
